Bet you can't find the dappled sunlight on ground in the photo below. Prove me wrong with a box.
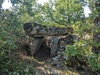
[11,49,95,75]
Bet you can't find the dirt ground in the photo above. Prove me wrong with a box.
[11,44,100,75]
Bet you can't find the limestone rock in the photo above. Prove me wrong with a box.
[23,22,74,56]
[24,22,72,37]
[29,37,44,55]
[51,35,77,68]
[51,70,58,75]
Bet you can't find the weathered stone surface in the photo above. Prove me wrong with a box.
[24,22,72,37]
[24,23,72,56]
[29,37,44,55]
[23,22,79,68]
[50,36,59,56]
[51,35,78,68]
[23,22,73,56]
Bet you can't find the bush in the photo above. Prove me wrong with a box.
[0,56,36,75]
[63,41,100,71]
[88,53,100,71]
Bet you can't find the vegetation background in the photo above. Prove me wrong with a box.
[0,0,100,75]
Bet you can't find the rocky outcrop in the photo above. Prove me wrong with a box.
[23,22,73,56]
[51,35,77,68]
[29,37,44,55]
[24,23,73,37]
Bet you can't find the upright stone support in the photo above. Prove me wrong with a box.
[23,22,73,56]
[29,37,44,55]
[50,36,59,56]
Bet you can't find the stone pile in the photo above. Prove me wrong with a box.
[50,35,77,68]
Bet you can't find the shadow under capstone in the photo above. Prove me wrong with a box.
[33,44,51,61]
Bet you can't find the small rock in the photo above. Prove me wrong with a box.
[56,62,63,68]
[63,56,68,60]
[57,51,62,55]
[51,70,58,75]
[51,59,59,65]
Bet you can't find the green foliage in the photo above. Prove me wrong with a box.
[64,20,100,71]
[0,55,36,75]
[0,0,100,73]
[0,9,23,50]
[39,0,85,26]
[62,0,100,71]
[63,41,88,65]
[0,2,25,74]
[88,54,100,71]
[64,42,100,71]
